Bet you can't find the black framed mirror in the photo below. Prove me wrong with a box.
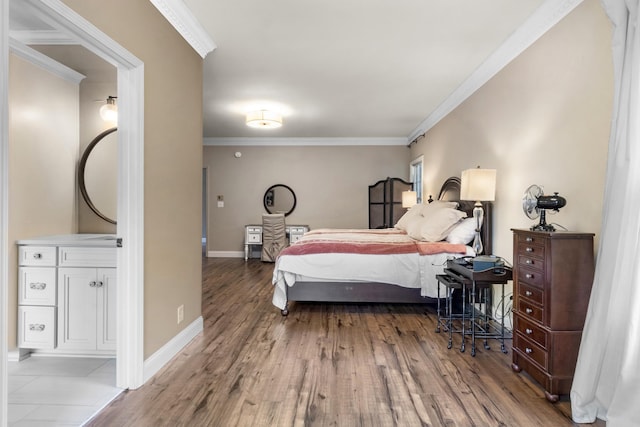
[263,184,297,217]
[78,127,117,224]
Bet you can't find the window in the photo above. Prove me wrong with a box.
[410,155,424,203]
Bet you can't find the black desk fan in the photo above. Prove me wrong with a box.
[522,184,567,232]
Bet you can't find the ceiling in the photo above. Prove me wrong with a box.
[9,0,555,143]
[183,0,546,141]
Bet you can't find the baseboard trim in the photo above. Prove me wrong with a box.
[207,250,243,258]
[143,316,203,383]
[7,349,31,362]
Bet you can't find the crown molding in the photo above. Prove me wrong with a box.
[149,0,216,58]
[203,137,408,147]
[407,0,585,144]
[9,38,85,84]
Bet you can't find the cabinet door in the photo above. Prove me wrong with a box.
[96,268,117,351]
[57,268,97,350]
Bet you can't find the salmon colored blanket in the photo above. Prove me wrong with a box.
[279,228,467,257]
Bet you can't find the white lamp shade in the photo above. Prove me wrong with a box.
[100,97,118,122]
[246,110,282,129]
[460,168,496,201]
[402,191,417,208]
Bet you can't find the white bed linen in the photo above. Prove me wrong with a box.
[271,247,474,310]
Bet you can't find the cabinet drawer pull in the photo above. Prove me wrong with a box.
[525,247,533,252]
[33,253,43,259]
[89,281,97,287]
[29,282,47,290]
[525,259,532,264]
[96,281,104,288]
[525,273,534,279]
[525,308,533,314]
[525,328,533,334]
[525,347,533,354]
[28,324,45,332]
[525,237,533,242]
[525,291,532,297]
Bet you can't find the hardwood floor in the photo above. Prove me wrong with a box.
[87,258,603,426]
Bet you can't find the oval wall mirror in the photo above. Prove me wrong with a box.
[78,127,117,224]
[263,184,297,217]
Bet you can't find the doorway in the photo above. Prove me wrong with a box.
[1,0,145,424]
[202,168,208,257]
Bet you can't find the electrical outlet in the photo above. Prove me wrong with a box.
[177,305,184,324]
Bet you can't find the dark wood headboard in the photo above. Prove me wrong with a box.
[436,176,493,255]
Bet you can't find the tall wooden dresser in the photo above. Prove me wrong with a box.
[511,229,594,402]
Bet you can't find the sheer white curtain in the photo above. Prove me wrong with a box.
[571,1,640,425]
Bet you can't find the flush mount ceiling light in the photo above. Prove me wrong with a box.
[246,110,282,129]
[100,96,118,122]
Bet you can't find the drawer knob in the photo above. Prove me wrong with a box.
[525,247,533,253]
[96,281,104,288]
[525,328,533,334]
[29,282,47,290]
[525,308,533,314]
[28,324,45,332]
[525,347,533,354]
[525,273,534,279]
[525,237,533,242]
[33,253,42,259]
[525,291,532,296]
[89,281,97,287]
[525,259,532,264]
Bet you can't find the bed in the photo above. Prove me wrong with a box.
[272,177,493,315]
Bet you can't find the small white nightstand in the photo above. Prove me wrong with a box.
[244,224,309,260]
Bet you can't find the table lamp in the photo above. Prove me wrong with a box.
[402,190,417,208]
[460,167,496,255]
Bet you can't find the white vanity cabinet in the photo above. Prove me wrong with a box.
[17,235,117,356]
[17,246,58,349]
[57,266,116,352]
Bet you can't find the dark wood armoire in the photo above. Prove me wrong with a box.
[368,177,412,229]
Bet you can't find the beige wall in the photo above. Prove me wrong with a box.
[8,53,80,349]
[62,0,204,358]
[204,145,410,253]
[410,0,613,263]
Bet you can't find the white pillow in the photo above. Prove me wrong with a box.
[395,203,426,231]
[406,208,467,242]
[421,200,459,217]
[396,201,459,231]
[446,218,477,244]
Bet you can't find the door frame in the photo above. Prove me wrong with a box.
[1,0,145,423]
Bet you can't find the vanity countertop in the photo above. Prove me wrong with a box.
[16,234,117,247]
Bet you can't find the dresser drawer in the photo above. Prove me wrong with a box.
[514,332,548,370]
[58,247,116,267]
[516,233,546,246]
[518,266,545,288]
[19,267,56,306]
[518,282,544,305]
[517,253,544,271]
[19,246,57,267]
[18,306,57,349]
[517,299,543,323]
[246,232,261,243]
[516,242,545,260]
[515,314,548,348]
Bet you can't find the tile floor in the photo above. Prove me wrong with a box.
[8,357,122,426]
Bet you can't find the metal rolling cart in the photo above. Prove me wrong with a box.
[436,258,513,356]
